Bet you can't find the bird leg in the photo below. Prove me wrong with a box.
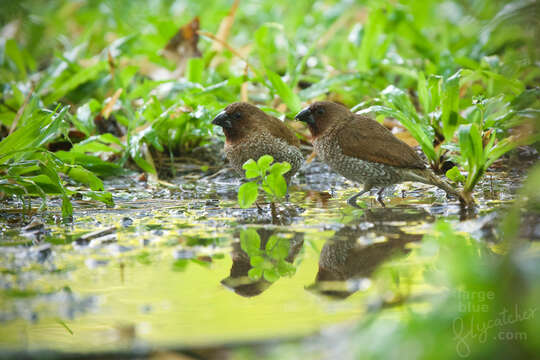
[376,188,386,207]
[347,186,372,208]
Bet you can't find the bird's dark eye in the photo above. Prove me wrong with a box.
[232,111,242,119]
[316,108,325,115]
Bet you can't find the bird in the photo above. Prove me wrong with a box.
[295,101,467,207]
[212,102,303,182]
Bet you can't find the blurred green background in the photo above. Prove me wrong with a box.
[0,1,539,359]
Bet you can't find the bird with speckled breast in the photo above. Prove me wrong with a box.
[212,102,303,182]
[295,101,467,207]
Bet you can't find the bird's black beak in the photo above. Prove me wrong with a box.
[295,107,315,125]
[212,111,232,129]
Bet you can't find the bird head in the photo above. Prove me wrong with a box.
[295,101,351,138]
[212,102,267,143]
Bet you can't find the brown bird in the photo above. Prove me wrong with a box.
[212,102,303,181]
[295,101,465,207]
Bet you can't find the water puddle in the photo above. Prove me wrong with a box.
[0,161,524,355]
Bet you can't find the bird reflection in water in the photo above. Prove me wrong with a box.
[308,207,432,298]
[221,228,304,297]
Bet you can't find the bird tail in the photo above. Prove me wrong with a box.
[409,169,473,206]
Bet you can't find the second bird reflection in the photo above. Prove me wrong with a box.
[308,207,432,298]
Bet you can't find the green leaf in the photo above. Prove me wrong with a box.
[84,191,114,207]
[64,165,104,190]
[38,160,73,218]
[267,235,290,260]
[458,123,484,167]
[238,181,259,209]
[381,85,419,122]
[250,255,265,267]
[43,61,107,105]
[248,267,263,280]
[38,161,64,194]
[269,161,291,176]
[441,70,461,141]
[55,151,123,177]
[263,268,279,282]
[357,6,386,71]
[510,88,540,110]
[267,70,301,113]
[427,76,442,114]
[254,23,281,73]
[257,155,274,174]
[242,159,259,179]
[186,57,204,84]
[264,173,287,198]
[5,39,27,79]
[240,229,261,255]
[0,104,69,164]
[73,100,99,135]
[277,260,295,276]
[244,169,259,179]
[298,74,360,101]
[132,155,155,174]
[458,123,485,191]
[127,133,156,174]
[417,71,430,114]
[71,135,122,154]
[446,166,465,184]
[61,194,73,220]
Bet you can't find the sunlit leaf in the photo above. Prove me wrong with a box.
[250,255,265,267]
[5,39,27,79]
[357,6,386,71]
[242,159,259,178]
[84,190,114,207]
[417,72,429,115]
[445,166,465,184]
[43,61,107,105]
[0,104,69,164]
[267,70,301,113]
[257,155,274,174]
[264,173,287,198]
[441,70,461,141]
[186,57,204,84]
[64,165,104,191]
[238,181,259,208]
[269,161,291,176]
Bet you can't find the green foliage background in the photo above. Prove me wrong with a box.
[0,1,539,358]
[0,0,538,211]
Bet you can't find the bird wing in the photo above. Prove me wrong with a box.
[336,115,425,169]
[264,115,300,147]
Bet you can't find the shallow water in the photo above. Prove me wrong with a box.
[0,161,524,355]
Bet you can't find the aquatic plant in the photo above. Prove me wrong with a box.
[237,155,291,209]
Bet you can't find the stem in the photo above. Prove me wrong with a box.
[270,201,279,225]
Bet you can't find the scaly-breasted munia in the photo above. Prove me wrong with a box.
[212,102,303,182]
[295,101,465,207]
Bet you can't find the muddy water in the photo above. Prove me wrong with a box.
[0,161,521,355]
